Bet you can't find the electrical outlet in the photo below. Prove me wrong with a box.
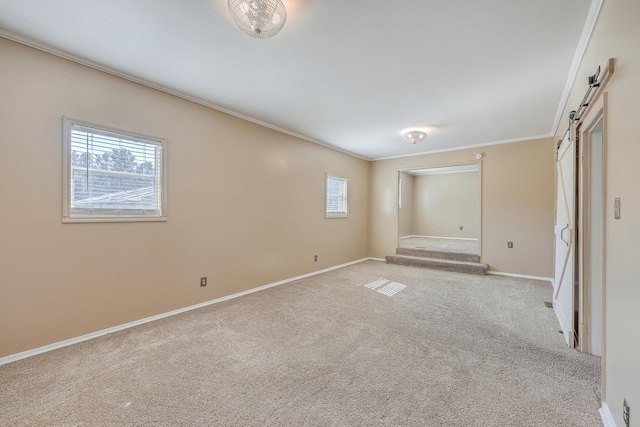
[314,255,318,262]
[507,242,513,248]
[200,277,207,287]
[623,399,630,427]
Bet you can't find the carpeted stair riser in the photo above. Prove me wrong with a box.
[385,254,488,275]
[395,247,480,263]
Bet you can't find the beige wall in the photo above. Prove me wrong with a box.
[369,137,555,277]
[398,171,414,237]
[411,172,480,239]
[553,0,640,422]
[6,8,636,418]
[0,38,370,358]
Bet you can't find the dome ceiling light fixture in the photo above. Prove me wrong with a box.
[403,130,428,144]
[228,0,287,39]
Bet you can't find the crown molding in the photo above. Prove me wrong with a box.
[0,29,370,161]
[551,0,604,136]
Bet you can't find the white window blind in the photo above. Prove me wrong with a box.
[326,175,348,218]
[63,118,165,221]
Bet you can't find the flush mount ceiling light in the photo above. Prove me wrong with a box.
[228,0,287,39]
[403,130,428,144]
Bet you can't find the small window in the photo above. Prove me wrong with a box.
[63,117,166,222]
[325,175,348,218]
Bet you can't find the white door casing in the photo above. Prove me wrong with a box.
[586,121,604,356]
[578,103,606,357]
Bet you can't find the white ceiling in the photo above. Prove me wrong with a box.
[0,0,595,160]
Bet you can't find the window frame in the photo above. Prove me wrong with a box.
[325,174,348,218]
[62,117,167,223]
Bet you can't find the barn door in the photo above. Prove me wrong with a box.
[554,132,577,347]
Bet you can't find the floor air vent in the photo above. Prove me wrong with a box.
[377,282,406,297]
[365,278,388,290]
[363,279,407,297]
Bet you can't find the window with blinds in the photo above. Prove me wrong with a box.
[325,175,348,218]
[63,118,166,222]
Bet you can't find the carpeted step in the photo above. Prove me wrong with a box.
[385,254,488,275]
[395,247,480,263]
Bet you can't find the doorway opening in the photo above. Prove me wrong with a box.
[397,163,481,259]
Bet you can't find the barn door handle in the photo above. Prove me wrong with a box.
[560,225,570,247]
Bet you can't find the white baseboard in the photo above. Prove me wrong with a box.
[487,271,553,284]
[600,403,617,427]
[367,257,386,262]
[0,258,370,366]
[400,235,478,241]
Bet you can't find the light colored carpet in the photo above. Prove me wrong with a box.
[0,261,601,426]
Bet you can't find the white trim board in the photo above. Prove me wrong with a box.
[0,30,368,162]
[0,29,580,163]
[374,133,552,161]
[0,258,370,366]
[599,403,616,427]
[399,235,478,241]
[551,0,604,136]
[487,271,553,284]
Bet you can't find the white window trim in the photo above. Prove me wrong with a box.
[62,117,167,223]
[325,174,348,219]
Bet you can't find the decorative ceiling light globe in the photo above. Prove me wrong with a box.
[403,130,428,144]
[228,0,287,39]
